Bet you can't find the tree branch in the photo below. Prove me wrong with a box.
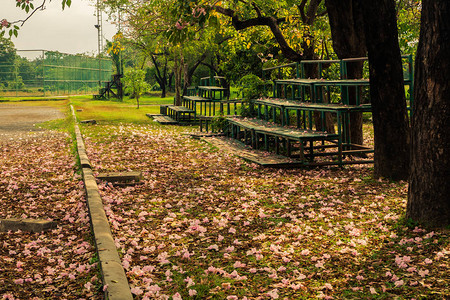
[298,0,308,23]
[188,52,208,78]
[200,61,218,74]
[306,0,322,24]
[252,2,263,18]
[212,5,303,61]
[10,0,47,27]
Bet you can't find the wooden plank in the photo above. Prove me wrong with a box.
[183,96,207,101]
[255,98,371,111]
[227,117,339,140]
[0,219,57,232]
[146,113,164,118]
[201,136,304,167]
[167,106,195,113]
[198,86,227,91]
[201,76,225,80]
[97,171,143,183]
[188,132,224,139]
[152,115,178,125]
[80,119,97,124]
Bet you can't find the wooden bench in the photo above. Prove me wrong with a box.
[152,115,178,125]
[255,98,372,148]
[182,96,243,119]
[186,86,197,96]
[227,117,341,162]
[166,105,195,122]
[182,96,209,118]
[198,86,228,100]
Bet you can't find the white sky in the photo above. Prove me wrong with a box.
[2,0,117,56]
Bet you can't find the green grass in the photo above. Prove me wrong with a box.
[0,96,70,102]
[70,95,174,124]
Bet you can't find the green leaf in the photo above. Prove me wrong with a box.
[208,15,219,28]
[25,6,30,13]
[30,3,34,9]
[62,0,72,9]
[13,29,18,38]
[8,29,13,37]
[14,25,19,30]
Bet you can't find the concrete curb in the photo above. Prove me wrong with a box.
[70,105,132,300]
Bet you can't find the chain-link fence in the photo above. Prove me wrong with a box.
[0,50,113,97]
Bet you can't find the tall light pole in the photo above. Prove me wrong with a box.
[95,0,103,87]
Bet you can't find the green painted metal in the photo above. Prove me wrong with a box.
[262,55,413,110]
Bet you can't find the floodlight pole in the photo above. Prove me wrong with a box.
[118,7,123,76]
[96,0,103,88]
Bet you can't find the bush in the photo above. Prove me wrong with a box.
[237,74,271,100]
[237,74,272,118]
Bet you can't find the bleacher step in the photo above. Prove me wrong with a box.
[146,114,178,125]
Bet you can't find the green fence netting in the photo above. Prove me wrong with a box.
[0,50,113,97]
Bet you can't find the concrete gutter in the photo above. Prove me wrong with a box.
[70,105,133,300]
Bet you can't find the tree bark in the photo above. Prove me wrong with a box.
[174,54,183,106]
[325,0,366,145]
[407,0,450,227]
[183,52,208,95]
[150,54,168,98]
[361,0,410,180]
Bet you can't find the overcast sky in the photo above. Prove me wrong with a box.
[3,0,117,56]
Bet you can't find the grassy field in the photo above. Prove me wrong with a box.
[72,98,449,299]
[2,96,448,299]
[70,95,174,124]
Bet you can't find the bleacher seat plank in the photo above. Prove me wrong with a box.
[227,117,338,140]
[152,115,178,125]
[182,96,208,101]
[167,106,195,113]
[201,136,303,167]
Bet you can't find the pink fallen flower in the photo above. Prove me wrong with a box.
[233,261,246,268]
[394,280,404,287]
[267,289,279,299]
[131,287,143,295]
[301,249,310,255]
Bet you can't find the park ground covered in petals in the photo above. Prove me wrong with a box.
[0,132,103,299]
[83,123,449,299]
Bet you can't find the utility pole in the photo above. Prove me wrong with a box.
[95,0,103,87]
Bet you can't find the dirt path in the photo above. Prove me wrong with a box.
[0,104,64,141]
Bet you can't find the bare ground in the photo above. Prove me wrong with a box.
[0,104,64,141]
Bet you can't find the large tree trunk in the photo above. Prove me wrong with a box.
[183,52,208,96]
[407,0,450,227]
[361,0,410,180]
[174,54,183,106]
[150,54,168,98]
[325,0,366,145]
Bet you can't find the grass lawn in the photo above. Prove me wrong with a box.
[72,98,449,299]
[70,95,174,124]
[2,95,447,299]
